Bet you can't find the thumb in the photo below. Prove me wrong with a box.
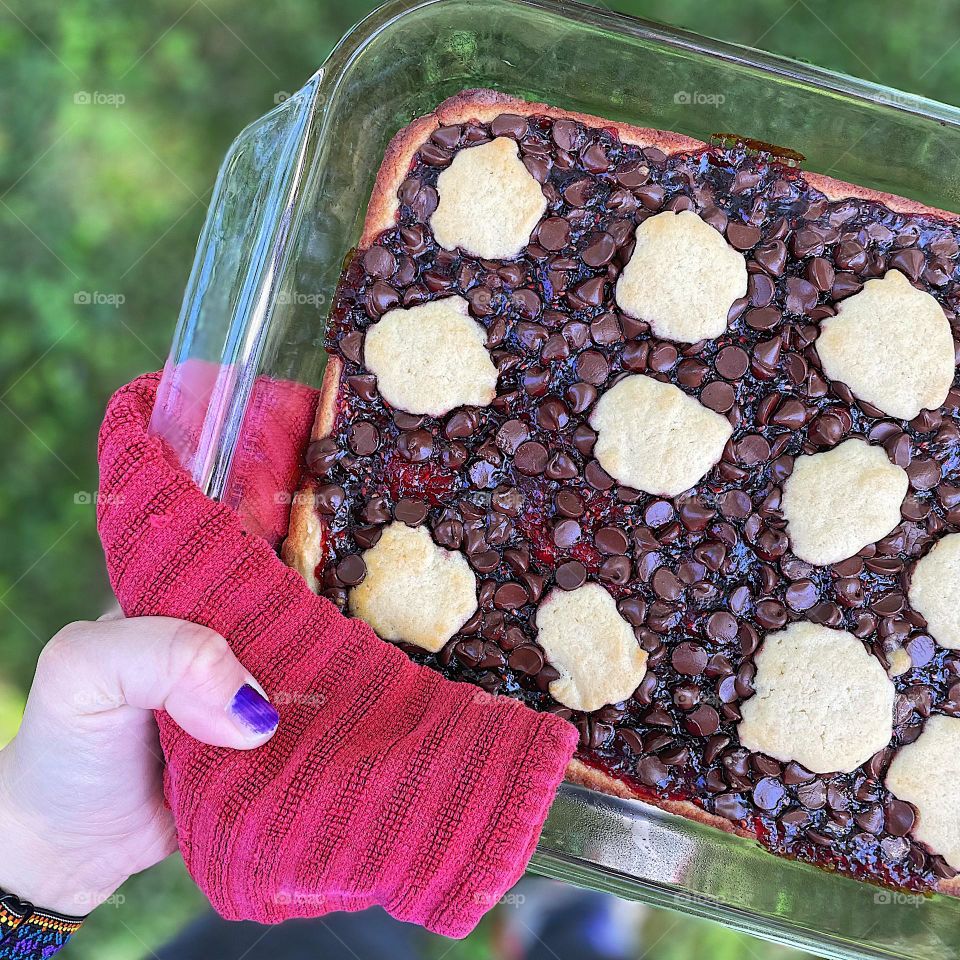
[32,617,280,749]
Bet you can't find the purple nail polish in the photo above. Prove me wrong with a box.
[229,684,280,736]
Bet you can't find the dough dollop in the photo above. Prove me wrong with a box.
[615,210,748,343]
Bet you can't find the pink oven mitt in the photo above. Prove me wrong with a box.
[96,372,577,937]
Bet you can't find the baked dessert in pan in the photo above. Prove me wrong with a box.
[283,89,960,894]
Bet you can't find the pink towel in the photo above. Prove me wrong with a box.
[96,372,577,937]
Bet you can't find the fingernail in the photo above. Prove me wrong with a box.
[229,683,280,737]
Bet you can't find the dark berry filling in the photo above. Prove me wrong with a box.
[303,110,960,892]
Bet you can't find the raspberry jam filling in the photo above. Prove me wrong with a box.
[305,111,960,891]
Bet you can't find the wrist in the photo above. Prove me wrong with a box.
[0,743,115,916]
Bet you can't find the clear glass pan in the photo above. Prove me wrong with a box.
[150,1,960,955]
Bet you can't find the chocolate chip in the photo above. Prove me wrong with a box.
[700,381,736,413]
[715,792,749,820]
[737,434,771,466]
[907,458,940,491]
[494,582,528,611]
[652,567,683,601]
[570,276,607,308]
[884,799,916,837]
[564,178,594,207]
[590,312,622,345]
[575,350,610,385]
[807,411,847,448]
[797,779,827,810]
[398,429,433,462]
[649,342,679,372]
[753,777,786,811]
[705,611,738,641]
[582,232,616,267]
[545,452,578,481]
[685,704,720,736]
[315,483,345,514]
[555,560,587,590]
[754,240,787,276]
[596,527,629,555]
[566,381,597,413]
[363,245,396,278]
[368,280,400,315]
[572,424,596,456]
[585,460,615,490]
[553,518,581,548]
[556,490,584,518]
[348,421,379,456]
[394,498,428,526]
[490,113,528,139]
[353,525,382,550]
[749,272,776,307]
[672,642,708,676]
[551,118,580,151]
[496,419,529,454]
[715,346,749,380]
[340,330,364,364]
[445,410,477,440]
[469,549,500,574]
[336,554,366,586]
[806,256,835,291]
[306,438,340,477]
[522,366,551,397]
[600,556,632,585]
[433,519,463,548]
[785,277,819,314]
[785,579,819,611]
[644,500,675,528]
[509,645,544,674]
[889,248,925,281]
[755,599,787,629]
[536,396,570,431]
[726,221,761,250]
[514,441,548,475]
[538,217,570,251]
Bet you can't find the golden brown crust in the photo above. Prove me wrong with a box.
[285,89,960,892]
[362,89,707,245]
[564,757,745,838]
[567,757,960,894]
[939,873,960,894]
[280,354,343,589]
[804,171,958,222]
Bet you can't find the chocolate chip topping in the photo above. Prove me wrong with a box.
[311,110,960,894]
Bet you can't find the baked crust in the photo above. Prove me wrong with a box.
[281,88,960,894]
[281,354,342,590]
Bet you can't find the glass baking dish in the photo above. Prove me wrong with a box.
[149,0,960,956]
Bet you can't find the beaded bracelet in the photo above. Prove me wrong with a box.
[0,891,84,959]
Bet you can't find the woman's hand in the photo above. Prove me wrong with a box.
[0,615,279,915]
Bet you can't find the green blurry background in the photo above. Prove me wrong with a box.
[2,0,959,957]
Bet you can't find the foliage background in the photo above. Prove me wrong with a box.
[2,0,959,957]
